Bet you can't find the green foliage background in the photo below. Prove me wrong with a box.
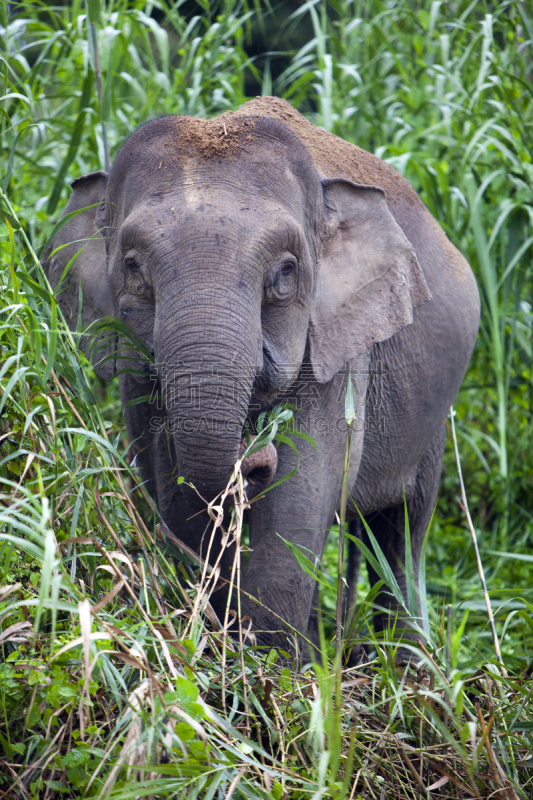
[0,0,532,797]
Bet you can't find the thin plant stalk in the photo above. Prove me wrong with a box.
[449,406,507,676]
[88,0,110,171]
[90,22,110,172]
[336,368,356,657]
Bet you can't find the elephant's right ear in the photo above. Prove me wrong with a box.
[43,170,116,380]
[309,179,431,383]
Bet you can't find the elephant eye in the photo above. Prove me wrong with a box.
[264,259,298,304]
[279,260,297,277]
[274,260,298,290]
[124,257,139,271]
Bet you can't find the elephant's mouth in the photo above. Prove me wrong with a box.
[239,436,278,495]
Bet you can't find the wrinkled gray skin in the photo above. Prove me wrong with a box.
[45,98,480,654]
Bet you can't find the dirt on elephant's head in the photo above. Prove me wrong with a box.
[232,96,423,210]
[165,114,258,162]
[159,97,423,211]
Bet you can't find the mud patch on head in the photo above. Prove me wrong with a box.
[165,114,257,162]
[231,96,424,211]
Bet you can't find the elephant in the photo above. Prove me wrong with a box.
[45,96,480,656]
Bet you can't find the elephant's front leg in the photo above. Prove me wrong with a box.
[241,360,369,650]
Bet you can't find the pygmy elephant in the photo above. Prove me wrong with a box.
[45,97,480,653]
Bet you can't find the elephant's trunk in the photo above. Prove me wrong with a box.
[240,436,278,492]
[156,284,274,507]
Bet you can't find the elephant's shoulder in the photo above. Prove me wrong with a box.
[234,97,424,212]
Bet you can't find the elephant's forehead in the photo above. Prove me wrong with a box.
[119,194,303,256]
[181,158,304,211]
[118,156,311,228]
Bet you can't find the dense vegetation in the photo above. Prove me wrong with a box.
[0,0,532,797]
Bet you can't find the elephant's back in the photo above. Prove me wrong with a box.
[232,97,476,296]
[232,96,424,213]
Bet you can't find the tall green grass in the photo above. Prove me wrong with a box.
[1,0,532,797]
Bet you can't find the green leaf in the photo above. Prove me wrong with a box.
[0,733,12,759]
[42,297,57,384]
[87,0,100,25]
[418,510,433,642]
[41,205,100,262]
[3,125,39,193]
[0,208,21,230]
[47,69,94,215]
[347,508,406,610]
[165,677,205,720]
[175,722,195,741]
[403,493,417,618]
[345,366,356,425]
[277,534,330,589]
[272,783,283,800]
[488,551,533,563]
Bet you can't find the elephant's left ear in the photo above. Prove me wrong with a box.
[309,178,431,383]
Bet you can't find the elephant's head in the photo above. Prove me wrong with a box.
[45,113,430,507]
